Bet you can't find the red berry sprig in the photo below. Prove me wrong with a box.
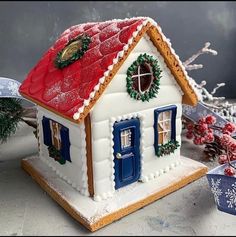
[186,115,216,145]
[185,114,236,176]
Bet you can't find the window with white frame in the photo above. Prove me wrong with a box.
[157,110,172,145]
[120,129,132,149]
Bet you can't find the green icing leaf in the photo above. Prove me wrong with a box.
[156,140,180,157]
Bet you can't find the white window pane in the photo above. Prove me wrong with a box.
[121,129,132,149]
[50,121,61,150]
[163,131,171,143]
[163,120,171,130]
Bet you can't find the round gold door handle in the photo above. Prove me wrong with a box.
[116,153,122,159]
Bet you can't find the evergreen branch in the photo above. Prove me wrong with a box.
[0,98,37,143]
[0,98,23,143]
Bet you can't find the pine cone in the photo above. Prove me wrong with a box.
[204,138,223,161]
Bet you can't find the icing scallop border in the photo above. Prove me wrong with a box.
[140,159,183,183]
[93,112,145,202]
[72,16,199,121]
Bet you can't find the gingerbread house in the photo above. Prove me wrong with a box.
[19,17,207,230]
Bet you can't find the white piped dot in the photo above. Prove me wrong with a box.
[149,173,155,180]
[117,116,122,121]
[94,85,100,91]
[155,171,160,177]
[119,51,124,58]
[108,65,113,71]
[132,31,138,38]
[102,193,108,200]
[104,71,109,77]
[128,38,133,45]
[142,176,149,183]
[78,106,84,113]
[137,25,143,31]
[164,166,170,173]
[123,45,129,51]
[94,195,102,202]
[99,77,105,84]
[83,99,90,106]
[89,91,96,99]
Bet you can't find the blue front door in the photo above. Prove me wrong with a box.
[113,118,141,190]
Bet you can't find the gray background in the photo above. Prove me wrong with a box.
[0,1,236,98]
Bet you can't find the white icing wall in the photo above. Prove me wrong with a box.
[37,106,89,196]
[90,34,184,200]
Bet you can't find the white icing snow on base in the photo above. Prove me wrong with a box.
[23,155,207,225]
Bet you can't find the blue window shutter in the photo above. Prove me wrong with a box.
[60,126,71,162]
[42,116,52,146]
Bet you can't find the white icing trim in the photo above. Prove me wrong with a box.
[140,160,183,183]
[93,112,145,202]
[155,24,200,101]
[72,16,198,121]
[37,106,43,159]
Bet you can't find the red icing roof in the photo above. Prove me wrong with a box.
[19,17,147,120]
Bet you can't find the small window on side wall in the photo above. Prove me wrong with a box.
[42,116,71,165]
[154,105,180,157]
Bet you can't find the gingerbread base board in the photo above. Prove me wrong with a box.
[21,156,208,232]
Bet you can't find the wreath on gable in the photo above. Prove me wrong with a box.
[55,34,91,69]
[126,53,162,102]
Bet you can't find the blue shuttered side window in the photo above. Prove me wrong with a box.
[42,116,71,164]
[154,105,178,157]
